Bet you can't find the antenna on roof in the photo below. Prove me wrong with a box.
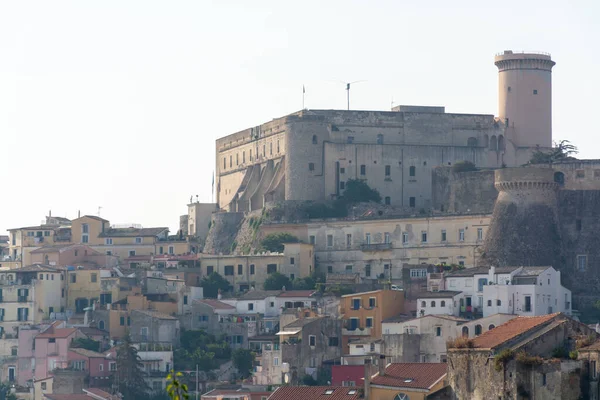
[340,80,366,110]
[98,206,103,217]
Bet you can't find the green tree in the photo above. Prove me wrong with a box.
[452,160,477,173]
[166,371,190,400]
[292,276,316,290]
[200,272,232,298]
[0,383,17,400]
[71,337,101,352]
[232,348,255,379]
[341,179,381,204]
[530,139,578,164]
[175,330,231,371]
[260,233,299,253]
[263,272,292,291]
[114,334,149,400]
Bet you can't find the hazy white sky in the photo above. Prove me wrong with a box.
[1,0,599,235]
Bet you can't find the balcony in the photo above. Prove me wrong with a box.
[342,327,372,336]
[360,243,392,252]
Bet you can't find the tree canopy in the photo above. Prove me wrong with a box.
[71,337,101,352]
[200,272,232,298]
[232,348,255,379]
[114,334,149,399]
[175,330,231,372]
[341,179,381,204]
[263,272,292,291]
[530,140,578,164]
[260,233,299,253]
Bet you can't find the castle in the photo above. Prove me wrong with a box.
[215,51,555,212]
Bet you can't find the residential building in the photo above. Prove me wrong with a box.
[260,214,490,279]
[340,338,385,366]
[456,313,517,338]
[0,334,18,384]
[42,388,118,400]
[340,290,405,352]
[266,386,363,400]
[29,244,118,269]
[136,342,174,392]
[7,220,73,267]
[416,291,462,318]
[129,309,180,345]
[66,266,112,313]
[278,316,342,382]
[0,265,65,336]
[443,265,572,318]
[367,362,448,400]
[33,321,83,382]
[67,348,112,388]
[187,202,217,242]
[446,313,596,400]
[578,340,600,400]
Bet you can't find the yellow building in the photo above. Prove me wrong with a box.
[368,362,448,400]
[340,289,404,352]
[65,266,111,313]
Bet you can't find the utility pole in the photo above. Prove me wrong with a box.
[196,364,199,400]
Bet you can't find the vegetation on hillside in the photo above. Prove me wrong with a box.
[200,272,232,298]
[263,272,292,290]
[174,330,232,372]
[260,233,299,253]
[232,348,255,379]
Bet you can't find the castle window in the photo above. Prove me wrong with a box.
[229,155,232,167]
[577,255,587,271]
[263,144,266,156]
[385,196,391,205]
[312,135,318,144]
[277,140,280,153]
[249,149,253,161]
[554,172,565,186]
[533,89,538,95]
[459,229,465,242]
[487,300,492,306]
[409,166,416,177]
[242,152,245,163]
[421,231,427,243]
[483,134,489,148]
[440,301,445,307]
[488,324,495,330]
[309,163,315,171]
[340,181,345,190]
[236,153,239,165]
[376,134,384,144]
[360,165,366,175]
[490,135,498,150]
[441,230,447,242]
[507,86,511,92]
[385,165,391,177]
[270,142,273,155]
[421,301,426,307]
[223,158,226,169]
[409,197,416,208]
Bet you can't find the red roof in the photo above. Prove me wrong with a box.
[37,327,77,339]
[83,388,119,400]
[370,363,447,390]
[43,395,93,400]
[473,313,561,349]
[277,290,316,298]
[332,365,365,387]
[267,386,362,400]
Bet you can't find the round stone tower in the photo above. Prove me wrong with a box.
[495,51,556,148]
[480,167,561,267]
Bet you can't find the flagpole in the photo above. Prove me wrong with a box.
[302,85,305,110]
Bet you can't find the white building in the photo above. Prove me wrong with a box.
[441,266,571,318]
[416,291,462,317]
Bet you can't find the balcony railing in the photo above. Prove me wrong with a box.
[360,243,392,251]
[342,327,372,336]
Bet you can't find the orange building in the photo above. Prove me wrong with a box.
[340,289,405,353]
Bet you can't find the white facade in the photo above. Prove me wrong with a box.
[443,266,571,317]
[456,314,517,338]
[416,292,461,317]
[348,341,383,356]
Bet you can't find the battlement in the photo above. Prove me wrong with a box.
[494,168,558,192]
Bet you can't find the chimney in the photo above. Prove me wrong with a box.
[379,354,386,376]
[49,210,52,217]
[78,210,81,218]
[364,358,372,400]
[489,266,496,283]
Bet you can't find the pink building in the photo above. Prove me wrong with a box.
[34,322,82,380]
[17,325,45,386]
[68,348,112,388]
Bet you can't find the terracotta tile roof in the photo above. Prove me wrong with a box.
[37,327,77,339]
[43,395,93,400]
[267,386,362,400]
[133,309,177,320]
[277,290,316,298]
[283,317,322,329]
[77,215,109,222]
[77,327,109,337]
[472,313,561,349]
[575,340,600,352]
[16,264,60,272]
[416,290,462,299]
[238,290,281,300]
[370,363,447,390]
[195,299,236,310]
[83,388,119,400]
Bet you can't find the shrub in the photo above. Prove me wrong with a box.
[494,349,515,371]
[569,351,579,360]
[260,233,299,253]
[447,337,475,349]
[452,160,477,173]
[576,334,597,349]
[341,179,381,204]
[515,351,543,366]
[552,347,568,359]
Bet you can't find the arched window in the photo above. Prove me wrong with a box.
[440,301,446,307]
[394,394,409,400]
[312,135,318,144]
[488,324,495,330]
[475,324,482,336]
[377,134,384,145]
[99,320,105,330]
[467,137,478,147]
[431,301,436,307]
[409,166,416,177]
[487,300,492,306]
[490,135,498,150]
[498,135,505,150]
[483,134,489,148]
[554,172,565,186]
[462,326,469,337]
[421,301,426,307]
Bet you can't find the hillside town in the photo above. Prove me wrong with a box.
[2,35,599,400]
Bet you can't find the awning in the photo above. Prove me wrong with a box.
[276,329,301,335]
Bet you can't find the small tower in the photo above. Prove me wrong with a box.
[480,167,561,267]
[495,51,556,148]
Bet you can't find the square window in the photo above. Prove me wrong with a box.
[441,230,447,242]
[345,265,353,272]
[533,89,538,95]
[309,163,315,171]
[366,318,373,328]
[421,231,427,243]
[248,303,254,311]
[238,264,243,275]
[309,235,316,245]
[360,165,366,175]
